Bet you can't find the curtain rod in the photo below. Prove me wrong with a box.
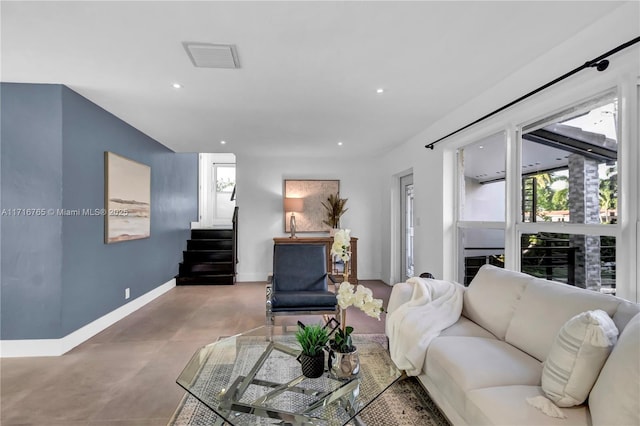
[425,36,640,150]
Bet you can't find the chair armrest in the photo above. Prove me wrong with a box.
[266,275,274,308]
[329,274,342,293]
[266,282,273,306]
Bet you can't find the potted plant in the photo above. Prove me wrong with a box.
[321,193,348,230]
[295,323,329,378]
[329,279,384,380]
[328,324,360,380]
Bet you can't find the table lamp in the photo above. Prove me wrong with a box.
[284,197,304,238]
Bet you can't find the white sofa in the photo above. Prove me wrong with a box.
[386,265,640,426]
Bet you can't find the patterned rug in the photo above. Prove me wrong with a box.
[168,334,450,426]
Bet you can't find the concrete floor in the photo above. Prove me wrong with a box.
[1,281,392,425]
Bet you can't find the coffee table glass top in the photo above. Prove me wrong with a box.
[176,326,402,425]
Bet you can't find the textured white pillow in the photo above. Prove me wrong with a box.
[541,309,618,407]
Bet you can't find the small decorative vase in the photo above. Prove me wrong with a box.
[343,260,349,283]
[299,352,325,378]
[328,347,359,380]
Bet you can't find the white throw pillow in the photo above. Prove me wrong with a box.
[541,309,618,407]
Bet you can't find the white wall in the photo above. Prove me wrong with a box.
[464,179,506,221]
[235,153,383,282]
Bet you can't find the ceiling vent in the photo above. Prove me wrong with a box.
[183,42,240,69]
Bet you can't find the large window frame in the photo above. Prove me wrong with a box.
[455,131,508,283]
[453,79,638,302]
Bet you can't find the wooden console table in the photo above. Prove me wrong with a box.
[273,236,358,284]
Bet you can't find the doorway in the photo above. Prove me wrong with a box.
[196,153,236,228]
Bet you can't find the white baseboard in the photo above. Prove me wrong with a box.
[237,272,269,282]
[0,278,176,358]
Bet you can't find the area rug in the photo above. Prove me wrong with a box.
[168,334,450,426]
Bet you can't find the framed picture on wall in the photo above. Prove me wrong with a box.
[284,179,339,232]
[104,152,151,243]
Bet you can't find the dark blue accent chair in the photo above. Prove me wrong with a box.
[266,244,338,339]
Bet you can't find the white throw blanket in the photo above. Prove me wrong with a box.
[386,277,463,376]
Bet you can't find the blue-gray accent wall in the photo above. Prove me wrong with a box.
[1,83,198,340]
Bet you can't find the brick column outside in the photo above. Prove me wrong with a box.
[568,154,601,290]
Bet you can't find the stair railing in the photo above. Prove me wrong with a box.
[232,206,239,274]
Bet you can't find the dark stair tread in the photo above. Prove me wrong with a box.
[179,262,234,275]
[184,249,232,252]
[191,229,233,239]
[187,243,232,248]
[176,274,235,285]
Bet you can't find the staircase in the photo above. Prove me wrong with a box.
[177,208,238,285]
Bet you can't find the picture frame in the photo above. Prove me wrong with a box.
[283,179,340,233]
[104,152,151,243]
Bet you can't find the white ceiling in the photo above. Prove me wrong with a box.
[1,1,624,158]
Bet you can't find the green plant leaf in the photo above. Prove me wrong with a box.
[295,324,329,356]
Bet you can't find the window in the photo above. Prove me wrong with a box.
[522,98,618,225]
[456,92,627,297]
[456,132,507,284]
[520,232,616,293]
[519,93,619,294]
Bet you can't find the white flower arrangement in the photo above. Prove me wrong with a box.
[331,228,351,262]
[337,282,384,320]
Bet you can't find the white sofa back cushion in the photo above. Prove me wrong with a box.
[463,265,533,340]
[589,313,640,426]
[505,278,620,362]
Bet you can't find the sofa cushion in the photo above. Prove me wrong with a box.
[589,313,640,426]
[611,298,640,333]
[466,385,591,426]
[463,265,533,340]
[541,310,618,407]
[425,336,542,416]
[505,278,620,361]
[439,315,498,339]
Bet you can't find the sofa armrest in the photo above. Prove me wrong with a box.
[387,278,467,316]
[387,282,414,316]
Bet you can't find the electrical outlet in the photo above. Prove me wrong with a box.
[125,288,130,299]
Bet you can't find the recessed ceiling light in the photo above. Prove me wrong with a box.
[337,141,343,146]
[376,88,384,94]
[220,140,227,145]
[172,83,182,89]
[479,145,484,149]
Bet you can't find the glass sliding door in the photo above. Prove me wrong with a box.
[400,173,414,281]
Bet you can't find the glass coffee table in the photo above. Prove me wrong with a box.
[176,326,402,425]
